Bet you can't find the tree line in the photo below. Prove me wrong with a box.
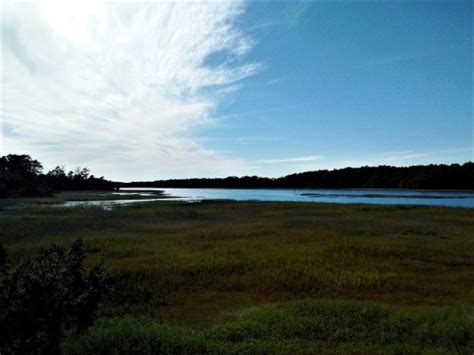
[0,154,115,198]
[126,162,474,190]
[2,154,474,198]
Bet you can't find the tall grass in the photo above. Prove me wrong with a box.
[62,300,473,354]
[2,200,474,352]
[1,201,473,324]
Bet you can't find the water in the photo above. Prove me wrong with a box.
[62,198,167,210]
[88,187,474,208]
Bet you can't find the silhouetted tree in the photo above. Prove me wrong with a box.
[72,167,90,180]
[0,154,115,197]
[0,154,50,197]
[0,154,43,176]
[2,154,474,197]
[125,162,474,190]
[47,165,66,178]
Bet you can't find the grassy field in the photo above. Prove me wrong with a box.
[1,197,473,353]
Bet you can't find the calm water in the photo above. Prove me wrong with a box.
[96,187,474,208]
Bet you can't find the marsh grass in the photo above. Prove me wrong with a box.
[0,190,165,209]
[1,201,473,321]
[1,199,474,352]
[62,300,473,354]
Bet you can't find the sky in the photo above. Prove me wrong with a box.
[1,0,472,181]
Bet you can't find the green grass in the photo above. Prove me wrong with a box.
[1,198,474,353]
[62,300,473,354]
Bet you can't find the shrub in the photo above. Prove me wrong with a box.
[0,244,9,273]
[0,240,111,354]
[62,317,217,355]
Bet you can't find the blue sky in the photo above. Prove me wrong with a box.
[2,1,472,180]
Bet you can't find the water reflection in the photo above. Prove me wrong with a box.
[59,188,474,209]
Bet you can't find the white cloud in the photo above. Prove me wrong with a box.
[1,1,259,180]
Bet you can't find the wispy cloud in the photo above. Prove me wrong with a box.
[255,155,324,164]
[291,147,473,175]
[197,136,285,144]
[250,148,472,178]
[376,147,473,163]
[1,1,259,180]
[215,101,310,123]
[342,40,472,73]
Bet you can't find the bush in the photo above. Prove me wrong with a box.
[0,240,111,354]
[0,244,9,273]
[62,317,217,355]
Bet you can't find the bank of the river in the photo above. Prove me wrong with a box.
[4,187,474,210]
[1,200,473,353]
[0,190,167,208]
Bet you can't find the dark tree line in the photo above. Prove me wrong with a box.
[125,162,474,190]
[0,154,115,198]
[279,163,474,189]
[2,154,473,196]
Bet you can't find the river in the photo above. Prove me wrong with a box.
[61,187,474,209]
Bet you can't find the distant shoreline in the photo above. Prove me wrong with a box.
[119,162,474,190]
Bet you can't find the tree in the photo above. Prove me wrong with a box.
[73,167,90,180]
[0,240,112,354]
[0,154,50,197]
[47,166,66,178]
[0,154,43,176]
[0,155,115,197]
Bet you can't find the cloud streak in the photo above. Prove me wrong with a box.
[2,1,259,180]
[255,155,324,164]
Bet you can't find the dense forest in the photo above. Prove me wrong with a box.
[2,154,474,198]
[126,162,474,190]
[0,154,115,198]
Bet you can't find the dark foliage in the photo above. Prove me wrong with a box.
[2,154,473,197]
[0,154,115,198]
[0,240,112,354]
[45,165,115,191]
[0,244,9,274]
[125,162,474,190]
[0,154,51,198]
[0,154,43,176]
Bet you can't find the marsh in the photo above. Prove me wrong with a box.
[1,199,473,353]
